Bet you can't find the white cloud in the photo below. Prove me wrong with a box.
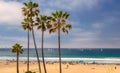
[0,0,23,25]
[0,0,101,25]
[65,0,100,10]
[91,12,120,30]
[0,27,120,48]
[41,8,55,15]
[40,0,102,10]
[0,34,58,48]
[61,28,120,48]
[59,28,99,48]
[92,23,104,29]
[0,36,27,48]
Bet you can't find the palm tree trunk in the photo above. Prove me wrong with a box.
[58,22,62,73]
[41,31,47,73]
[27,29,30,71]
[17,51,19,73]
[32,27,41,73]
[30,2,41,73]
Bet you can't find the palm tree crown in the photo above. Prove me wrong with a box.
[12,43,23,54]
[36,15,48,31]
[48,10,72,33]
[22,1,39,30]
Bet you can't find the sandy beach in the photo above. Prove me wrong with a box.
[0,61,120,73]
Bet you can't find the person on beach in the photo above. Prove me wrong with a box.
[66,64,69,69]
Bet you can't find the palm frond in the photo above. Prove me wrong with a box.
[62,12,67,18]
[46,24,52,29]
[28,1,33,8]
[36,17,40,22]
[65,14,70,19]
[62,27,66,32]
[41,23,46,31]
[33,3,39,8]
[37,25,42,29]
[52,13,57,18]
[22,24,27,30]
[58,11,62,18]
[23,3,27,6]
[66,24,72,30]
[54,23,58,27]
[49,28,57,33]
[11,43,23,54]
[49,29,53,33]
[47,16,52,20]
[62,27,68,34]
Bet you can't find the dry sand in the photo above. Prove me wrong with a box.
[0,61,120,73]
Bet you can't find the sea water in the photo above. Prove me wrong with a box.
[0,48,120,64]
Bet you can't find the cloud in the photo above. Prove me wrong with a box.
[92,23,104,29]
[61,27,120,48]
[0,0,101,25]
[59,28,98,48]
[40,8,55,15]
[66,0,100,10]
[0,26,120,48]
[0,0,23,25]
[0,0,120,48]
[0,36,27,48]
[0,35,58,48]
[35,0,104,15]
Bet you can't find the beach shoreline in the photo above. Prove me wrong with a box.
[1,57,120,64]
[0,60,120,73]
[1,48,120,73]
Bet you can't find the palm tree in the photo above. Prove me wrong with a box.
[48,11,72,73]
[22,14,31,72]
[22,1,41,73]
[11,43,23,73]
[36,15,48,73]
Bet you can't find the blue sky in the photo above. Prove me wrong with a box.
[0,0,120,48]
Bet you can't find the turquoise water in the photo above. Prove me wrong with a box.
[1,48,120,64]
[0,48,120,58]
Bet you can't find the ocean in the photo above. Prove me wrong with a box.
[0,48,120,64]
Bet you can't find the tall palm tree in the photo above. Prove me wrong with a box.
[22,14,31,72]
[22,1,41,73]
[36,15,48,73]
[11,43,23,73]
[48,11,72,73]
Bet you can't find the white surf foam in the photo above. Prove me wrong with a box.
[0,57,120,64]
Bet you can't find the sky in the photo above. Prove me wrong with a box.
[0,0,120,48]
